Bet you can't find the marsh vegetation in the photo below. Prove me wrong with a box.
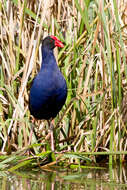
[0,0,127,170]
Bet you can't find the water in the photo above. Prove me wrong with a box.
[0,166,127,190]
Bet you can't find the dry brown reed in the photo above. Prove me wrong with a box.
[0,0,127,166]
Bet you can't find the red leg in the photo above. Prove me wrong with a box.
[48,120,55,151]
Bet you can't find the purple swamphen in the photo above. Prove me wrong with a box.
[29,35,67,151]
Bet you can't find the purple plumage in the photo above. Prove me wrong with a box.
[29,36,67,120]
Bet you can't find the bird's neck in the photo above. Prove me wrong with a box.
[41,47,57,70]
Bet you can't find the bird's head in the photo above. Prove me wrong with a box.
[42,35,64,50]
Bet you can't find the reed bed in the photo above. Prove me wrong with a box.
[0,0,127,170]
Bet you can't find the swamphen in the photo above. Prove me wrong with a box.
[29,35,67,151]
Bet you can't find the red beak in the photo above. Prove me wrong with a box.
[51,35,64,48]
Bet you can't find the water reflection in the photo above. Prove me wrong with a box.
[0,166,127,190]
